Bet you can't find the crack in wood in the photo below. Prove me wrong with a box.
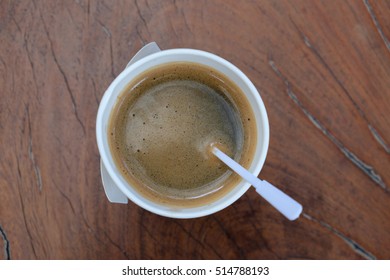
[26,105,43,192]
[362,0,390,51]
[35,2,86,135]
[290,19,390,155]
[97,20,111,38]
[90,77,100,105]
[138,220,160,245]
[198,217,225,259]
[80,212,130,259]
[11,15,22,33]
[268,59,388,192]
[368,124,390,154]
[65,6,76,26]
[169,0,181,38]
[0,224,11,260]
[12,7,40,105]
[135,26,146,45]
[211,216,246,259]
[51,178,129,258]
[24,33,41,104]
[303,213,376,259]
[138,210,157,258]
[242,193,281,259]
[14,150,38,258]
[172,0,193,36]
[108,32,115,78]
[134,0,151,36]
[171,219,223,259]
[169,17,180,39]
[87,0,90,24]
[96,20,115,78]
[51,179,76,215]
[101,229,131,259]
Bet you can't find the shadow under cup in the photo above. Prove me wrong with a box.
[96,49,269,218]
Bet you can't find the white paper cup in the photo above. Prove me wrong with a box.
[96,46,269,218]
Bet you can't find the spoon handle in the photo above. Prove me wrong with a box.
[212,147,302,220]
[254,180,302,221]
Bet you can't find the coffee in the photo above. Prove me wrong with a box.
[108,62,256,207]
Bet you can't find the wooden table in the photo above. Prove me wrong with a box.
[1,0,389,260]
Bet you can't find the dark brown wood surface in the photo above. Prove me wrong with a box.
[1,0,389,260]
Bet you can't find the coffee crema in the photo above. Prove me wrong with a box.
[108,62,256,207]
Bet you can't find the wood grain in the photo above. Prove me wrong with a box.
[0,0,389,259]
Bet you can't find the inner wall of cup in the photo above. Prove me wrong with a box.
[99,50,268,217]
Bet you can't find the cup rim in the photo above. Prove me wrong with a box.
[96,48,269,218]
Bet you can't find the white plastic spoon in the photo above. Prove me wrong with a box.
[212,146,303,220]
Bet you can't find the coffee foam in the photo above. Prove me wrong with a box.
[109,62,257,207]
